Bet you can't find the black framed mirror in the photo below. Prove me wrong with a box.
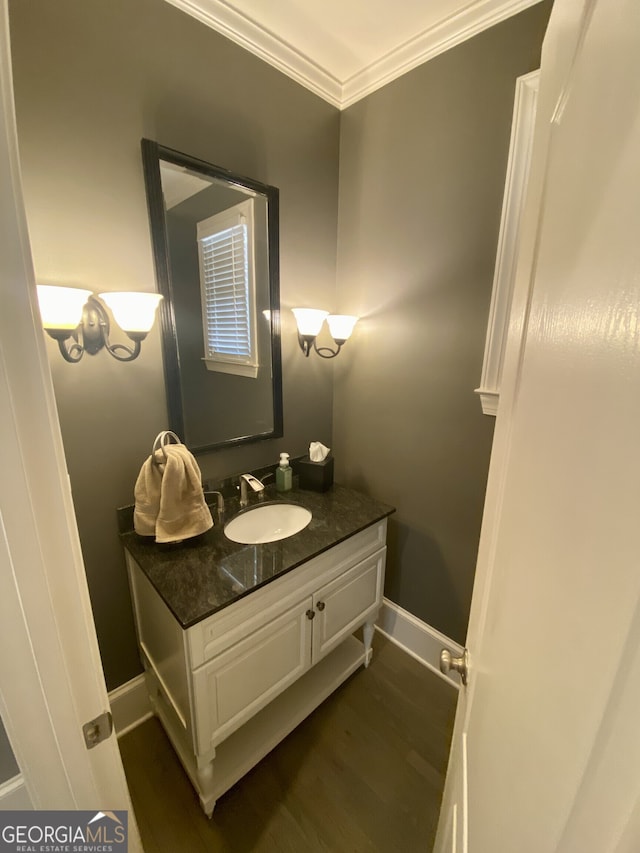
[141,140,283,453]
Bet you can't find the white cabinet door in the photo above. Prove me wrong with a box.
[192,598,313,753]
[312,550,385,663]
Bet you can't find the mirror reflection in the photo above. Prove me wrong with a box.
[141,140,283,453]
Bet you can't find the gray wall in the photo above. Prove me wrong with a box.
[334,3,551,644]
[9,0,339,690]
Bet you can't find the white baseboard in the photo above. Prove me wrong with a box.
[375,598,464,688]
[0,774,32,809]
[108,674,153,738]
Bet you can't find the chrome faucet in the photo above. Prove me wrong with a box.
[239,473,265,507]
[204,490,225,524]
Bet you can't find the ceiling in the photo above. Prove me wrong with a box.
[165,0,541,108]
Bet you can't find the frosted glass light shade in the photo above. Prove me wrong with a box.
[291,308,328,336]
[100,292,163,333]
[37,285,92,330]
[327,314,358,342]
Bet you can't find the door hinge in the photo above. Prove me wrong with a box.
[82,711,113,750]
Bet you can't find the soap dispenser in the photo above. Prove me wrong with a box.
[276,452,292,492]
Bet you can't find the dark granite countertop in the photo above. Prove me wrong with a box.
[121,484,394,630]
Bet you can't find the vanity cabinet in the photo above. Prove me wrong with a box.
[125,518,387,817]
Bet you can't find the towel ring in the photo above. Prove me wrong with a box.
[152,430,182,466]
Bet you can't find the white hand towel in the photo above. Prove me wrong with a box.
[133,453,163,537]
[155,444,213,543]
[133,443,213,543]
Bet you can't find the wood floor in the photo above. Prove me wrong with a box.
[118,636,457,853]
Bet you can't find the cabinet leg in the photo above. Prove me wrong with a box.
[363,619,375,668]
[196,761,214,786]
[201,798,216,819]
[196,761,216,818]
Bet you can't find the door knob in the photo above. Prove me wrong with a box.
[440,648,469,685]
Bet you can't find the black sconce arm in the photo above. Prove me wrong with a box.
[44,294,146,362]
[313,340,344,359]
[296,332,347,359]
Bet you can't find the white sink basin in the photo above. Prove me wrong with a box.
[224,502,312,544]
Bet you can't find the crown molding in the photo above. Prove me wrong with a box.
[341,0,543,108]
[165,0,543,110]
[164,0,342,107]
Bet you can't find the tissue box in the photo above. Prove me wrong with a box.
[297,454,334,492]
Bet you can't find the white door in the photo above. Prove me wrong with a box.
[0,6,140,845]
[435,0,640,850]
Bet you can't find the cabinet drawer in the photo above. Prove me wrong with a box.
[313,548,385,663]
[191,598,312,753]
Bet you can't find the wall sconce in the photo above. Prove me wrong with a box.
[291,308,358,359]
[36,285,163,363]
